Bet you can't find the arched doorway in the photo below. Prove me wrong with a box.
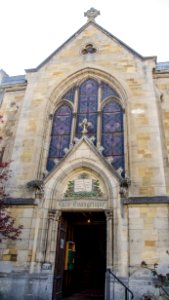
[52,211,106,299]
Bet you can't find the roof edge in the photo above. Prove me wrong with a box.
[25,20,150,73]
[25,21,91,73]
[93,22,144,60]
[0,75,27,88]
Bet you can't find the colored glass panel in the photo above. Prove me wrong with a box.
[102,113,123,132]
[47,105,72,171]
[47,80,125,176]
[47,159,55,172]
[101,82,119,101]
[78,79,98,113]
[112,156,125,175]
[62,87,76,103]
[102,101,124,173]
[103,101,121,112]
[76,79,98,142]
[102,133,124,156]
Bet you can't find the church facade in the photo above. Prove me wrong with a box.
[0,8,169,300]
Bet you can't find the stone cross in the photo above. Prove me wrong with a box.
[79,118,92,135]
[84,7,100,22]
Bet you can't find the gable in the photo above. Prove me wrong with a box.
[45,137,121,183]
[25,21,146,74]
[44,137,121,201]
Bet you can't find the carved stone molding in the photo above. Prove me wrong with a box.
[120,177,131,197]
[27,180,44,191]
[48,209,61,221]
[84,7,100,22]
[27,179,44,198]
[105,210,113,220]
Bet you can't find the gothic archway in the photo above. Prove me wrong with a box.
[38,68,129,180]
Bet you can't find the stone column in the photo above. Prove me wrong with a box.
[30,206,43,273]
[105,210,113,269]
[105,210,114,300]
[45,209,61,263]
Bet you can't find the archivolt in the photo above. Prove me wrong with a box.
[38,67,129,179]
[49,67,129,112]
[44,157,120,208]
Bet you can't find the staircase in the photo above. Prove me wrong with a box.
[106,268,134,300]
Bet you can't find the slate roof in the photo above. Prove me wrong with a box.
[1,75,26,86]
[156,61,169,71]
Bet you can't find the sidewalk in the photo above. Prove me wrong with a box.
[62,288,104,299]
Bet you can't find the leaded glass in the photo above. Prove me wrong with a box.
[103,101,121,113]
[101,82,119,101]
[112,156,125,175]
[102,101,124,173]
[76,79,98,142]
[62,87,76,103]
[47,105,72,171]
[47,80,125,176]
[102,133,123,156]
[102,113,123,132]
[78,79,98,113]
[47,159,55,172]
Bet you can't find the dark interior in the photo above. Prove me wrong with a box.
[62,212,106,298]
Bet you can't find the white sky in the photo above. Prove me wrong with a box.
[0,0,169,76]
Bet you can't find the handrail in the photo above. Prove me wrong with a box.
[160,286,169,299]
[107,268,134,299]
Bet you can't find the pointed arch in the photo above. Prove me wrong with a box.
[40,68,129,178]
[47,104,72,171]
[101,100,124,173]
[49,67,129,109]
[45,156,121,208]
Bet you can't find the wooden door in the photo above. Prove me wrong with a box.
[52,217,67,300]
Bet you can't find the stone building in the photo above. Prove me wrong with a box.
[0,7,169,300]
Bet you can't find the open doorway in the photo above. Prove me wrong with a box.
[53,211,106,299]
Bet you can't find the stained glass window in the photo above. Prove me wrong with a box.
[102,101,124,174]
[76,79,98,143]
[62,87,76,103]
[47,79,125,176]
[47,105,72,171]
[101,82,119,101]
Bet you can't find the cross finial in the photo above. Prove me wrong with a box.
[79,118,92,135]
[84,7,100,22]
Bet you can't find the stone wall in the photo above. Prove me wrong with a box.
[0,23,165,198]
[0,20,169,300]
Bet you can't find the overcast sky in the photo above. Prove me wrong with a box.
[0,0,169,76]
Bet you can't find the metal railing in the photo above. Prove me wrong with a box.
[107,268,134,300]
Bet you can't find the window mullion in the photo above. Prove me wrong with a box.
[70,86,79,144]
[97,83,102,148]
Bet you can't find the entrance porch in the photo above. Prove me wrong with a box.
[53,211,106,300]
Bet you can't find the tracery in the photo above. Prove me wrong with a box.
[47,79,124,175]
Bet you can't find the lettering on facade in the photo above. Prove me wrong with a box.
[57,200,107,209]
[64,173,103,198]
[74,179,92,192]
